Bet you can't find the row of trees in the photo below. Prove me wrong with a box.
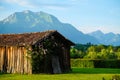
[70,43,120,59]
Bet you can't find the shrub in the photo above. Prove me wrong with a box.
[71,59,94,68]
[71,59,120,68]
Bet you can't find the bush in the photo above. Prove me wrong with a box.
[94,60,120,68]
[71,59,94,68]
[71,59,120,68]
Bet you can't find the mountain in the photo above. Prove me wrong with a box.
[88,30,120,46]
[0,10,99,44]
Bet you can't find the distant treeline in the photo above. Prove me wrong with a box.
[70,43,120,59]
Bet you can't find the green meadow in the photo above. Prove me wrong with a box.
[0,68,120,80]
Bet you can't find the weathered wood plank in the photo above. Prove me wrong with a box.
[0,47,5,72]
[0,46,32,74]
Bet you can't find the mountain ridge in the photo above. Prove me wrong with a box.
[0,10,120,46]
[0,10,99,44]
[88,30,120,46]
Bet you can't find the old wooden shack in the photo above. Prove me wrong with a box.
[0,30,74,74]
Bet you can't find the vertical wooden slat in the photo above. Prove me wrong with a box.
[12,46,15,73]
[26,47,29,74]
[13,46,15,73]
[21,47,24,74]
[7,47,9,73]
[0,47,4,72]
[19,47,21,74]
[10,47,13,73]
[6,46,8,73]
[24,46,32,74]
[0,47,2,72]
[24,47,27,74]
[3,46,7,73]
[16,46,19,73]
[14,46,17,73]
[1,47,3,72]
[20,47,22,73]
[0,46,32,74]
[9,46,12,73]
[18,47,20,73]
[10,47,14,73]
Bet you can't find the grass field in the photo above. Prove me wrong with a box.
[0,68,120,80]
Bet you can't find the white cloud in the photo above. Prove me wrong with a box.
[39,3,70,10]
[4,0,70,10]
[5,0,35,8]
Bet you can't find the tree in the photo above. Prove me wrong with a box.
[117,48,120,59]
[84,46,98,59]
[70,48,85,58]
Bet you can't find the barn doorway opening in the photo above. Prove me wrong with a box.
[51,55,61,74]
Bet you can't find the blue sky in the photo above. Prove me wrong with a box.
[0,0,120,33]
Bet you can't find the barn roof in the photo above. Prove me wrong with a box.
[0,30,74,46]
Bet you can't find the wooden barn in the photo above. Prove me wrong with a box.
[0,30,74,74]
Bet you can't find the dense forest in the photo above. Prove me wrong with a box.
[70,43,120,60]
